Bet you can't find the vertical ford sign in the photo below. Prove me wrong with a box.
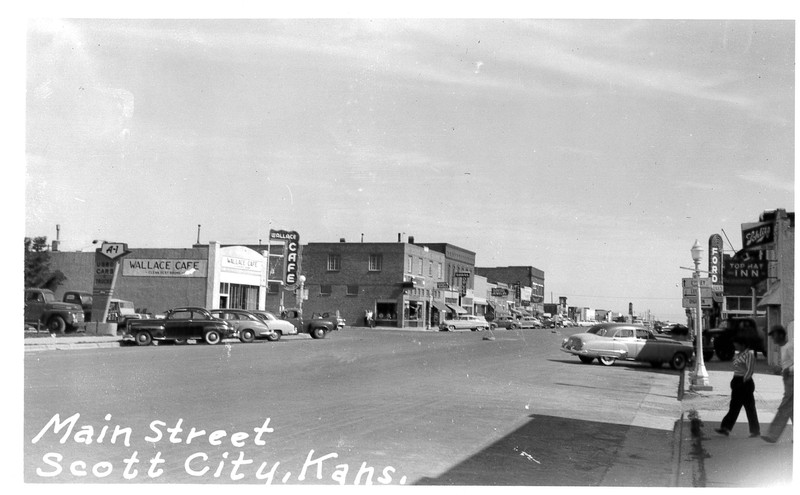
[708,234,723,288]
[269,230,300,286]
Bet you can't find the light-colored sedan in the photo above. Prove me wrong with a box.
[210,309,279,342]
[439,315,490,332]
[561,323,695,370]
[250,310,299,337]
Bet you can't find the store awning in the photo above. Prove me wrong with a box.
[431,301,447,312]
[446,303,467,314]
[757,282,783,308]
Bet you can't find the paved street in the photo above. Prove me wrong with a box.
[24,327,686,485]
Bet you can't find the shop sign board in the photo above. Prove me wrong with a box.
[269,229,300,286]
[454,271,470,278]
[123,259,208,277]
[723,250,767,286]
[742,221,774,251]
[437,282,450,289]
[491,288,508,296]
[708,234,724,287]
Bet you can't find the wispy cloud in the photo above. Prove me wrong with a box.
[737,170,795,193]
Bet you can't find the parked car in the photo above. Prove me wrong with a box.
[561,322,695,370]
[514,316,542,329]
[250,310,299,337]
[280,308,340,339]
[210,309,279,342]
[312,311,346,330]
[490,316,517,329]
[439,315,491,332]
[702,316,767,362]
[124,307,236,346]
[540,317,556,329]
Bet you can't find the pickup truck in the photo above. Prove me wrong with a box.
[106,299,149,331]
[124,307,237,346]
[702,316,768,362]
[63,290,93,322]
[280,308,341,339]
[25,288,85,333]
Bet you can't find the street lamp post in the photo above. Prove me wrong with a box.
[297,275,306,315]
[690,240,712,391]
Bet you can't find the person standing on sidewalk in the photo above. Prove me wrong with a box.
[762,323,793,443]
[715,332,761,437]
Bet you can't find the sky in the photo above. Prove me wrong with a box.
[17,5,796,323]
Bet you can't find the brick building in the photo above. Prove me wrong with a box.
[474,266,546,315]
[299,240,453,328]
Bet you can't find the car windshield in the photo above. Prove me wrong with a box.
[587,326,610,336]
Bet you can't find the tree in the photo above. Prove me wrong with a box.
[24,237,66,290]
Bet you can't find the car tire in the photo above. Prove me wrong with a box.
[204,330,221,345]
[578,356,594,364]
[48,315,67,334]
[135,331,152,346]
[670,353,688,370]
[310,327,326,339]
[448,325,456,332]
[598,356,616,366]
[239,329,255,343]
[266,332,281,342]
[173,338,187,345]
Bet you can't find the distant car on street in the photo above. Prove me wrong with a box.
[210,309,279,342]
[490,316,517,329]
[515,316,543,329]
[561,322,695,370]
[250,310,299,337]
[440,315,490,332]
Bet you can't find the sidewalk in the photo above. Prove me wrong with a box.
[679,367,793,487]
[22,331,313,351]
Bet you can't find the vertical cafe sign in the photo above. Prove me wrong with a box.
[268,230,300,286]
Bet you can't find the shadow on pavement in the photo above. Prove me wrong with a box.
[414,414,675,486]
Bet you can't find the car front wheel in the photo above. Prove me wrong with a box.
[448,325,456,331]
[310,327,326,339]
[135,331,152,346]
[598,356,616,366]
[239,329,255,343]
[266,332,281,341]
[48,316,67,334]
[670,353,688,370]
[204,330,221,345]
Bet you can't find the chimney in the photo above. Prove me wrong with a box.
[408,235,415,244]
[398,233,402,242]
[340,238,346,243]
[52,224,60,251]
